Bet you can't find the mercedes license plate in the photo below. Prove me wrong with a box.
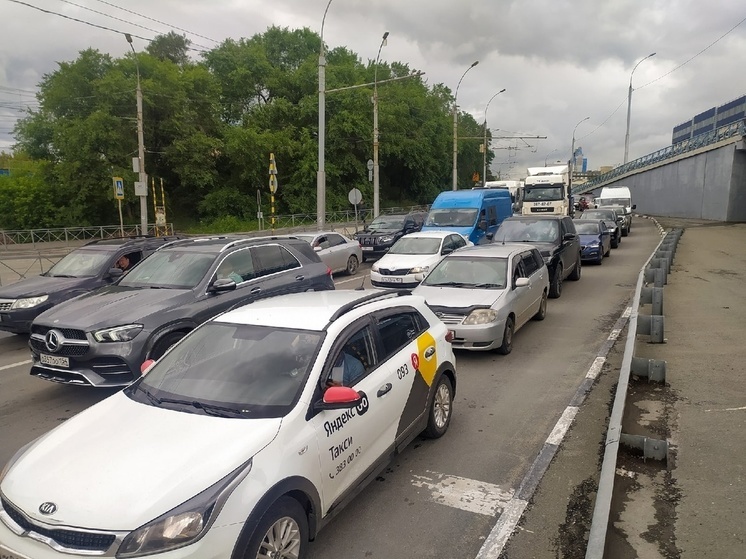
[40,353,70,368]
[379,277,402,283]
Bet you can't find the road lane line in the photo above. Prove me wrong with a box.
[0,359,32,371]
[411,471,514,516]
[476,298,632,559]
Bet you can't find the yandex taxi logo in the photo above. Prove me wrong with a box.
[415,331,437,386]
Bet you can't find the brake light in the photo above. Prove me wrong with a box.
[326,266,333,276]
[445,330,455,343]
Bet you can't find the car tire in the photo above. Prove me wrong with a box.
[549,265,563,299]
[622,228,629,237]
[242,496,308,559]
[611,237,619,249]
[569,256,581,280]
[424,374,453,439]
[532,291,547,321]
[604,246,611,257]
[496,316,514,355]
[345,255,359,275]
[150,332,185,360]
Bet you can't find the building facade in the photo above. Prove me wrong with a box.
[672,94,746,145]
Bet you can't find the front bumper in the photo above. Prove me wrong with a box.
[0,304,52,334]
[435,313,505,351]
[580,245,603,261]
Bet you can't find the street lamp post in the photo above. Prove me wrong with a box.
[125,33,148,234]
[452,60,479,191]
[482,88,506,185]
[545,149,558,166]
[317,0,334,231]
[372,31,389,219]
[623,52,656,164]
[570,116,590,190]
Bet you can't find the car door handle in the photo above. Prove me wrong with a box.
[377,383,392,397]
[251,287,261,294]
[424,346,435,359]
[295,275,305,281]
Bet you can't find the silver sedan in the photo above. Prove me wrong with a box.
[295,231,363,275]
[413,243,549,353]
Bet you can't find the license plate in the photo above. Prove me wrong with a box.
[40,354,70,368]
[379,277,402,283]
[361,246,374,251]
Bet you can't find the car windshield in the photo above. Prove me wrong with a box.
[575,222,601,235]
[493,219,559,243]
[131,323,323,418]
[368,216,406,231]
[523,185,563,201]
[118,250,214,289]
[425,208,478,227]
[599,198,630,207]
[582,211,616,221]
[45,249,112,277]
[422,256,507,289]
[389,237,442,255]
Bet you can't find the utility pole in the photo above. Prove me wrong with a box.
[125,33,148,234]
[372,31,389,219]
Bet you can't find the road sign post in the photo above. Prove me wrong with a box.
[112,177,125,237]
[269,153,278,232]
[348,188,363,232]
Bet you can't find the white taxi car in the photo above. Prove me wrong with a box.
[370,230,471,289]
[0,290,456,559]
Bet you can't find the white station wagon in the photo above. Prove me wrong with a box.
[0,290,457,559]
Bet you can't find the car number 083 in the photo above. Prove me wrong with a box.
[396,363,410,380]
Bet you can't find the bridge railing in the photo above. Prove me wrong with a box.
[573,120,746,194]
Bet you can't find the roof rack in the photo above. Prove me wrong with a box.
[327,290,413,324]
[220,235,300,252]
[83,235,156,246]
[155,235,231,251]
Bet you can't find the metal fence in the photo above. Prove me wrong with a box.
[572,120,746,195]
[585,228,683,558]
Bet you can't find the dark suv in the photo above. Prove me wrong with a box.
[354,211,427,261]
[28,236,335,387]
[0,235,180,334]
[493,215,582,298]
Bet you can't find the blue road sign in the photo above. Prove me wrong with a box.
[113,177,125,200]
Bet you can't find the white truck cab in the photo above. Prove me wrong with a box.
[596,186,636,235]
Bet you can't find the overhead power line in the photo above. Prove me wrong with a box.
[92,0,219,44]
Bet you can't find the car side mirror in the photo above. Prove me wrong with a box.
[563,233,576,242]
[485,232,494,241]
[209,278,237,293]
[515,277,530,288]
[441,247,453,255]
[313,246,322,252]
[632,204,637,210]
[316,386,362,410]
[108,267,124,279]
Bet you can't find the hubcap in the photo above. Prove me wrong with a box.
[257,516,301,559]
[348,256,358,273]
[433,383,451,428]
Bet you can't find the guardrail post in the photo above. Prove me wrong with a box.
[619,434,668,461]
[636,314,665,343]
[644,266,666,287]
[631,357,667,382]
[640,286,664,315]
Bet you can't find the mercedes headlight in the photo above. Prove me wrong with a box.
[463,309,498,325]
[410,266,429,274]
[11,295,49,309]
[92,324,143,342]
[118,459,253,557]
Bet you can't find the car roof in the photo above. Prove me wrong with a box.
[399,230,461,239]
[157,235,301,253]
[78,235,181,251]
[503,215,564,221]
[441,242,533,258]
[216,290,419,331]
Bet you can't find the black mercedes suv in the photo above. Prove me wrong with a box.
[353,211,427,261]
[28,235,335,387]
[493,215,582,298]
[0,235,180,334]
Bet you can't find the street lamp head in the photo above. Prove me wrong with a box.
[382,31,389,44]
[124,33,133,44]
[470,60,479,68]
[499,88,506,93]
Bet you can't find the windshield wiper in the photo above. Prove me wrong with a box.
[50,274,76,278]
[134,383,162,406]
[426,281,472,288]
[157,397,248,417]
[472,283,504,288]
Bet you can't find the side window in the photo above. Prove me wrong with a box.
[531,249,544,270]
[377,312,426,359]
[487,206,498,226]
[441,236,455,254]
[327,326,378,387]
[216,250,255,283]
[599,221,608,232]
[564,218,577,234]
[521,252,540,276]
[327,234,346,247]
[317,235,330,250]
[118,250,143,271]
[451,235,467,249]
[404,219,415,231]
[512,256,527,283]
[252,245,300,277]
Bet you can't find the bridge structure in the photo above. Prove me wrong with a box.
[571,120,746,221]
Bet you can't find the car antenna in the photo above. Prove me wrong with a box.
[355,277,366,291]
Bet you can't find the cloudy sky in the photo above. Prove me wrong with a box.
[1,0,745,179]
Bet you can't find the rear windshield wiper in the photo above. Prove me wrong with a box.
[157,397,248,417]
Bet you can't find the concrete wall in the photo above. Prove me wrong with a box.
[595,143,746,222]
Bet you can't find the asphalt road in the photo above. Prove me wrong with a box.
[0,218,662,558]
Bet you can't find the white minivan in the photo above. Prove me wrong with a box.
[596,186,635,235]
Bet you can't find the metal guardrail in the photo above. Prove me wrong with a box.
[0,205,431,248]
[572,120,746,195]
[585,228,684,558]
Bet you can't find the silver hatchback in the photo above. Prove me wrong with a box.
[412,243,549,353]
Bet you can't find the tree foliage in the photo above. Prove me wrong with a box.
[7,26,498,229]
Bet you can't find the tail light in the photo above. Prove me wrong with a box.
[445,330,455,343]
[326,266,333,276]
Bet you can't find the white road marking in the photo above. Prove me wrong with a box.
[0,359,32,371]
[622,306,632,319]
[608,328,622,341]
[334,274,369,286]
[546,406,579,446]
[705,405,746,412]
[586,356,606,380]
[475,498,529,559]
[411,471,514,516]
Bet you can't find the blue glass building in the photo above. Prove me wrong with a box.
[671,94,745,145]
